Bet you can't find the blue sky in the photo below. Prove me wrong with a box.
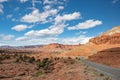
[0,0,120,46]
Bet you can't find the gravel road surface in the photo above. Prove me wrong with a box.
[80,58,120,80]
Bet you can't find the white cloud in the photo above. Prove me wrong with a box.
[44,5,51,10]
[20,0,28,3]
[62,35,93,44]
[55,12,81,23]
[15,35,92,45]
[25,23,67,37]
[0,0,7,3]
[68,19,102,30]
[0,34,14,41]
[43,0,59,5]
[11,24,31,31]
[58,6,64,10]
[0,34,4,38]
[0,0,8,14]
[15,36,30,41]
[21,9,58,23]
[15,37,58,44]
[112,0,119,4]
[13,37,59,46]
[43,0,53,4]
[0,4,3,14]
[3,35,14,41]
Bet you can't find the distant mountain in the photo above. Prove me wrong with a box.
[43,43,80,50]
[0,45,16,49]
[0,45,44,49]
[19,45,44,48]
[89,26,120,45]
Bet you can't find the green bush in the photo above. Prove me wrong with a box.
[16,58,20,63]
[28,57,35,63]
[68,57,72,59]
[33,71,44,77]
[0,60,2,64]
[0,54,11,60]
[36,58,53,73]
[18,54,24,61]
[100,73,104,76]
[13,54,19,58]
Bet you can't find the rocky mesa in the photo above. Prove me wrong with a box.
[89,26,120,45]
[62,26,120,58]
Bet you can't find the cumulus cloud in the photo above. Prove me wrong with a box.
[62,35,93,44]
[43,0,54,4]
[68,19,102,30]
[15,37,58,44]
[0,4,3,14]
[15,35,92,45]
[15,30,92,45]
[11,24,31,31]
[58,6,64,10]
[25,23,67,37]
[0,0,8,14]
[0,34,14,41]
[43,0,65,5]
[3,35,14,41]
[13,37,59,46]
[20,0,28,3]
[44,5,51,10]
[55,12,81,23]
[21,9,58,23]
[15,36,30,41]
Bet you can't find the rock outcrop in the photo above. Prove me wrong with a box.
[43,43,80,50]
[88,47,120,68]
[63,26,120,58]
[89,33,120,45]
[89,26,120,45]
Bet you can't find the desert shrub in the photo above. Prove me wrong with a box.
[15,54,36,63]
[36,58,54,73]
[0,60,2,64]
[32,71,44,77]
[75,57,78,60]
[0,54,11,60]
[37,58,50,68]
[100,73,104,76]
[76,57,80,60]
[18,54,24,61]
[15,58,20,63]
[68,57,72,59]
[103,77,112,80]
[37,61,44,69]
[36,59,41,62]
[54,57,60,60]
[63,60,67,63]
[28,57,35,63]
[5,54,11,59]
[0,56,2,61]
[22,55,29,62]
[13,54,19,58]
